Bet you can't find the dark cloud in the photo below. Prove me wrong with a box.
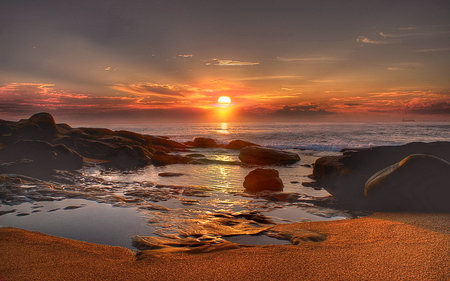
[406,102,450,114]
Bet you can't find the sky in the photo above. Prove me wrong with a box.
[1,0,449,124]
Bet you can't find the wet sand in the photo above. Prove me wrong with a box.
[1,213,449,281]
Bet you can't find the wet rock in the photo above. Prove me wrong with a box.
[0,209,16,216]
[312,156,351,181]
[314,142,450,211]
[0,140,83,178]
[28,112,59,135]
[225,140,259,150]
[188,137,218,148]
[63,205,85,210]
[267,228,327,245]
[239,146,300,166]
[151,150,191,166]
[105,145,153,169]
[158,172,184,177]
[179,217,272,237]
[146,135,187,150]
[363,154,450,211]
[185,153,206,158]
[243,168,284,193]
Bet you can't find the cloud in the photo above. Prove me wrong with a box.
[177,54,194,58]
[386,63,423,71]
[277,56,339,62]
[203,58,260,66]
[405,102,450,115]
[414,48,450,53]
[237,75,302,81]
[111,83,186,97]
[356,36,390,44]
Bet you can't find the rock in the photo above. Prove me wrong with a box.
[146,135,187,150]
[28,112,58,134]
[185,153,206,158]
[313,142,450,211]
[151,150,191,166]
[312,156,351,181]
[104,145,153,170]
[341,141,450,176]
[239,146,300,166]
[243,168,284,193]
[158,172,184,177]
[363,154,450,211]
[0,140,83,178]
[225,140,259,150]
[189,137,218,148]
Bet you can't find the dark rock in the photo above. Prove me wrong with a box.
[225,140,259,150]
[151,150,191,166]
[364,154,450,211]
[0,209,16,216]
[239,146,300,166]
[63,205,84,210]
[243,168,284,193]
[105,145,153,170]
[146,135,186,150]
[189,137,218,148]
[186,153,206,158]
[312,156,351,181]
[0,140,83,178]
[314,142,450,212]
[28,112,58,134]
[158,172,184,177]
[341,141,450,176]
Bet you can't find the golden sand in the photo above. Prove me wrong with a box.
[1,214,449,281]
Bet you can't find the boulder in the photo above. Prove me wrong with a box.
[189,137,218,148]
[312,156,351,181]
[151,150,191,166]
[364,154,450,211]
[146,135,187,150]
[0,140,83,179]
[224,140,259,150]
[104,145,153,170]
[239,146,300,166]
[28,112,59,133]
[243,168,284,193]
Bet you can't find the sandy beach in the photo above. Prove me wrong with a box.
[1,213,449,281]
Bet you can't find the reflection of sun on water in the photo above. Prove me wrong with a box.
[218,122,229,134]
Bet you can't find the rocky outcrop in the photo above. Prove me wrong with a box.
[0,113,191,176]
[224,140,259,150]
[243,168,283,193]
[187,137,218,148]
[363,154,450,211]
[0,140,83,179]
[313,142,450,212]
[239,146,300,166]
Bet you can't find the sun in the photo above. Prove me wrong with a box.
[218,96,232,107]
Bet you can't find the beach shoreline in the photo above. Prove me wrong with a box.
[1,212,449,281]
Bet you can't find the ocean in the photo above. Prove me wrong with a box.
[110,121,450,152]
[2,121,450,248]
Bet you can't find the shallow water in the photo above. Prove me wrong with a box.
[0,199,153,248]
[0,148,346,248]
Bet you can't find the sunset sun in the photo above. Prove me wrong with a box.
[218,96,232,107]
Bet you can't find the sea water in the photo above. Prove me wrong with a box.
[2,122,450,247]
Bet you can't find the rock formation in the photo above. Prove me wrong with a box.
[243,168,284,193]
[239,146,300,166]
